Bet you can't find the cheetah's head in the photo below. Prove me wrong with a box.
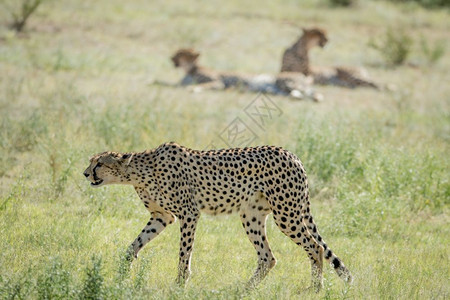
[302,27,328,49]
[83,152,133,188]
[171,48,200,69]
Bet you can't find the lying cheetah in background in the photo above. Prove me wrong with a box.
[281,27,379,89]
[171,48,323,102]
[84,142,352,290]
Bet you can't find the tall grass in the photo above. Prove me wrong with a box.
[0,88,447,298]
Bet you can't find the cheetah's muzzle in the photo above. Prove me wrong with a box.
[91,179,103,186]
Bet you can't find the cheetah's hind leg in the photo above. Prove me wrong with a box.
[240,192,277,289]
[269,203,324,291]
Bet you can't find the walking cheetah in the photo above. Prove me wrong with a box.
[281,27,379,89]
[171,48,323,101]
[83,142,352,290]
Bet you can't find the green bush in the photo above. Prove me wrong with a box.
[420,37,446,65]
[79,256,104,300]
[369,28,413,66]
[37,258,71,300]
[327,0,358,7]
[388,0,450,8]
[3,0,44,32]
[0,272,33,299]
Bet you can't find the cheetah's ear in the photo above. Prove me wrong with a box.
[99,154,118,165]
[191,51,200,60]
[119,153,134,167]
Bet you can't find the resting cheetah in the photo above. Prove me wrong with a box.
[83,142,352,290]
[171,48,323,102]
[281,28,379,89]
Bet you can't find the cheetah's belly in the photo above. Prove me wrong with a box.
[194,186,250,216]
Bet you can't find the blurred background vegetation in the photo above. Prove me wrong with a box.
[329,0,449,8]
[0,0,448,299]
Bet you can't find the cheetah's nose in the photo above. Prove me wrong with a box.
[83,172,89,178]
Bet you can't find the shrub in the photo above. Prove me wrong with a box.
[420,36,446,65]
[0,273,33,299]
[388,0,450,8]
[368,28,413,66]
[4,0,44,32]
[37,258,71,300]
[79,256,104,300]
[327,0,358,7]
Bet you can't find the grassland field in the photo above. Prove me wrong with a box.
[0,0,449,299]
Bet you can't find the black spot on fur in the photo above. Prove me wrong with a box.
[332,257,340,268]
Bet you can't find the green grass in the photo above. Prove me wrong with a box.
[0,0,449,299]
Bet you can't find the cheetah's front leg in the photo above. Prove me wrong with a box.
[127,212,175,261]
[176,210,199,285]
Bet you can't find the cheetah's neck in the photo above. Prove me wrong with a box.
[121,150,157,187]
[291,38,311,75]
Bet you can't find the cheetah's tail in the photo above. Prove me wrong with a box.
[303,214,353,283]
[321,241,353,283]
[351,77,379,90]
[336,68,379,90]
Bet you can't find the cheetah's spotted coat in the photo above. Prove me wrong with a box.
[83,142,352,289]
